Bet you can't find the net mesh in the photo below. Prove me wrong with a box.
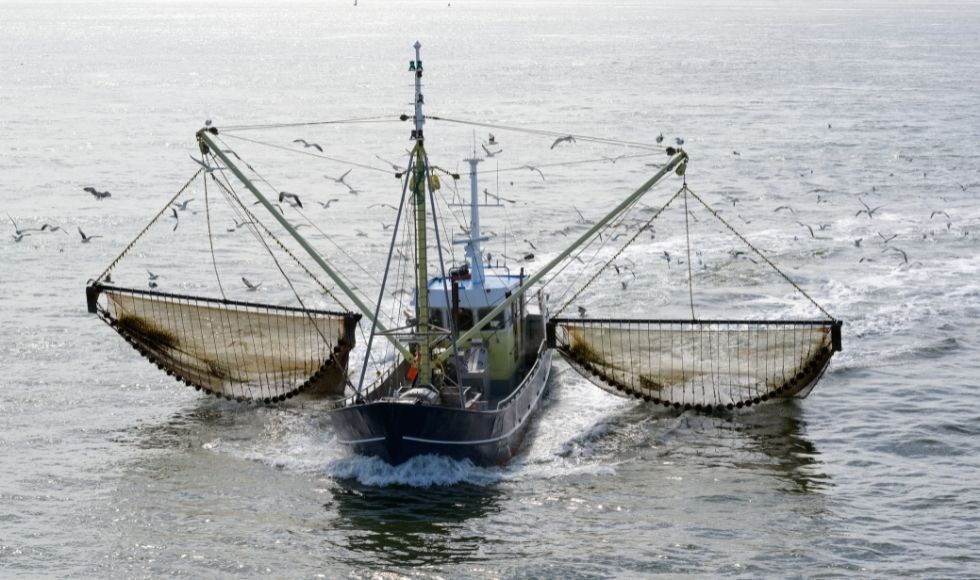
[552,319,839,410]
[93,285,358,402]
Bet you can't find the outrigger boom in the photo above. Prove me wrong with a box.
[196,128,414,361]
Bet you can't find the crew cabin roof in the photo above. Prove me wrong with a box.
[426,269,523,310]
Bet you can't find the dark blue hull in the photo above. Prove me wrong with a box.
[332,349,552,466]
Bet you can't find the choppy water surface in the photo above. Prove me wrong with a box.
[2,1,980,577]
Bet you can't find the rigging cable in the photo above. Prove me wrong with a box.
[221,133,395,176]
[683,185,835,320]
[355,154,415,396]
[425,115,667,150]
[554,185,685,317]
[219,115,403,133]
[202,165,227,300]
[96,169,203,282]
[214,135,389,306]
[682,181,696,319]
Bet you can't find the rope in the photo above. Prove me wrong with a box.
[684,186,835,320]
[214,135,387,290]
[555,185,685,317]
[491,151,664,175]
[426,115,666,150]
[96,169,202,281]
[218,115,403,133]
[220,133,394,175]
[202,168,227,300]
[208,173,350,312]
[682,183,696,319]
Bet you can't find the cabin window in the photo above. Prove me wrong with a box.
[428,308,444,329]
[477,307,506,330]
[457,307,474,331]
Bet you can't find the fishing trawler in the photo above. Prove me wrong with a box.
[85,43,842,466]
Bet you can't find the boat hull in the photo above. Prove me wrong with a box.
[332,349,552,466]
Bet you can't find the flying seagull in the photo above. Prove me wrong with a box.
[40,223,68,235]
[226,219,252,232]
[78,227,101,243]
[8,214,39,236]
[325,169,353,185]
[375,155,404,171]
[83,187,112,200]
[169,208,179,231]
[855,197,882,219]
[550,135,575,149]
[279,191,303,208]
[317,198,341,209]
[173,199,194,211]
[523,165,545,181]
[293,139,323,152]
[189,154,224,174]
[883,246,908,264]
[481,143,502,158]
[241,277,262,291]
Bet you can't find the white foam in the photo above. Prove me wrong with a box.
[324,453,503,488]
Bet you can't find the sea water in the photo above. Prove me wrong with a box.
[2,1,979,577]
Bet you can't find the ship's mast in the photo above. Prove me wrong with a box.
[465,155,486,284]
[410,41,432,384]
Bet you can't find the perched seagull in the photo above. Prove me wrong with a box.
[78,227,101,243]
[550,135,576,149]
[189,154,224,174]
[523,165,546,181]
[83,186,112,200]
[577,305,587,318]
[279,191,303,208]
[655,133,664,144]
[173,199,194,211]
[241,277,261,291]
[293,138,323,152]
[675,137,685,146]
[317,198,341,209]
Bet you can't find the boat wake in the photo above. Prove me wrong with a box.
[325,453,503,487]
